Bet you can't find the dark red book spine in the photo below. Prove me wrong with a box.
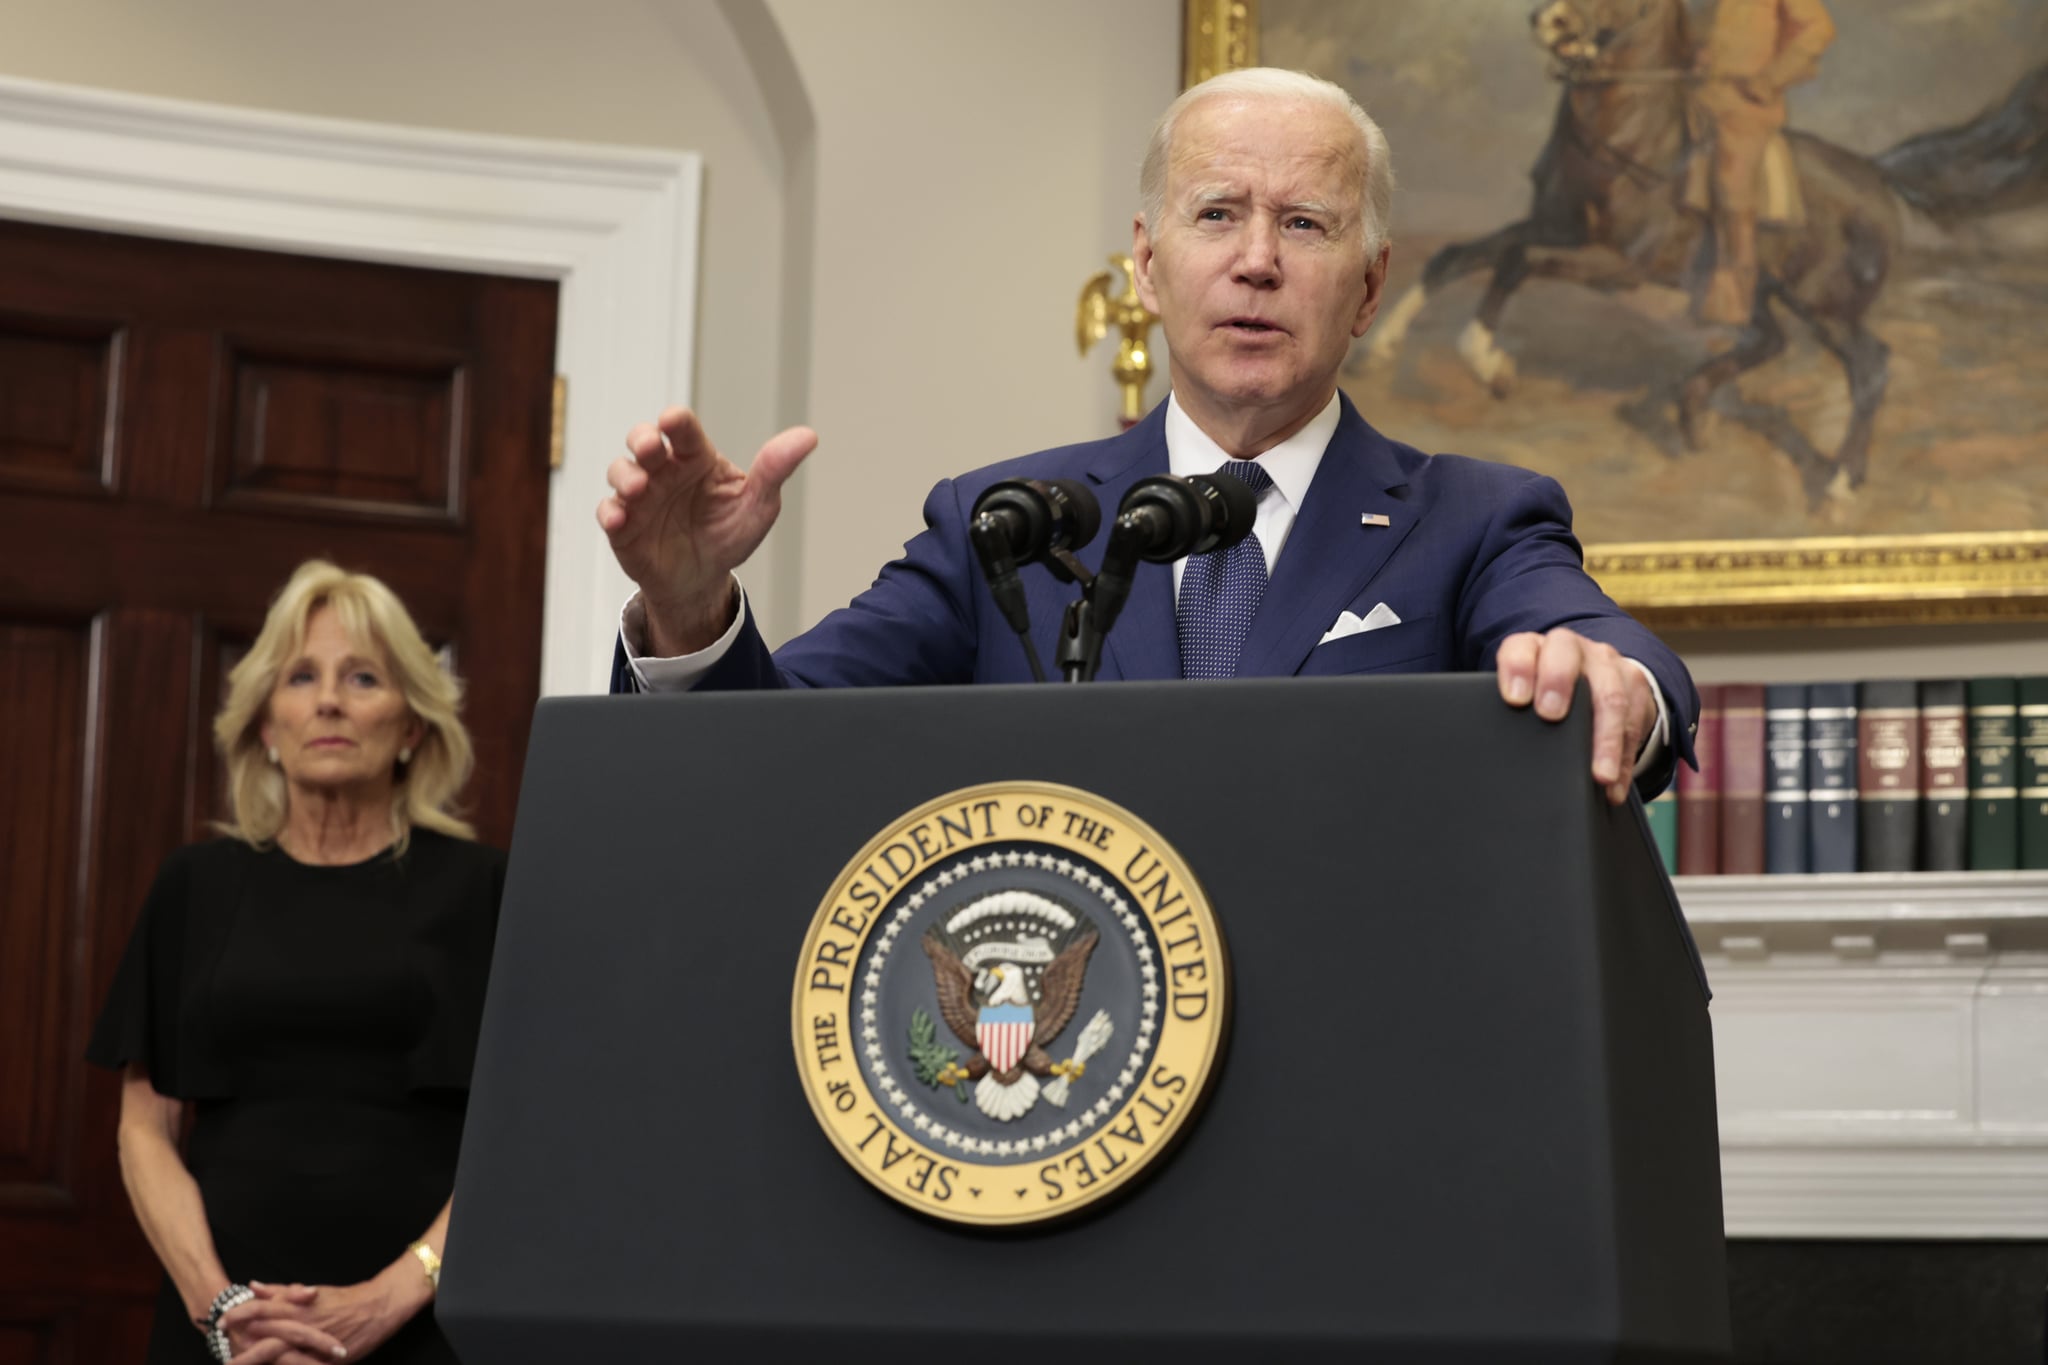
[1720,684,1767,875]
[1678,684,1724,875]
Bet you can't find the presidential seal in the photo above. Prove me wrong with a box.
[792,782,1228,1227]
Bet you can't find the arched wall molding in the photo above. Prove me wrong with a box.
[0,70,721,695]
[706,0,816,646]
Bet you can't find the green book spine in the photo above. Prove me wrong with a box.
[2022,677,2048,871]
[1647,788,1679,876]
[1968,677,2019,870]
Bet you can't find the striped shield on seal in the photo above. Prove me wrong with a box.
[977,1003,1033,1073]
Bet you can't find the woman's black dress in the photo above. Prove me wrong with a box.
[87,831,504,1364]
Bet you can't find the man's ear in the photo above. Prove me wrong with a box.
[1132,215,1161,314]
[1351,242,1392,339]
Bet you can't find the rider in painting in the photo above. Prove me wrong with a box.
[1690,0,1839,324]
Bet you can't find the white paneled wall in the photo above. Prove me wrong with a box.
[1684,872,2048,1236]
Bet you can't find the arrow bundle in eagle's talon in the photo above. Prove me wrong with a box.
[1043,1009,1114,1107]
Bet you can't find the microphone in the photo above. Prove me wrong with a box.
[1087,471,1261,651]
[969,479,1102,680]
[970,478,1101,568]
[1114,471,1260,562]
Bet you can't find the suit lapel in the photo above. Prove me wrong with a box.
[1238,399,1423,679]
[1084,409,1177,682]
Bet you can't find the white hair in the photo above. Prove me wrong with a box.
[1138,67,1395,257]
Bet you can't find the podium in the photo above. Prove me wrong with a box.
[441,676,1729,1362]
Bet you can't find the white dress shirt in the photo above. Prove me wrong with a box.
[1162,388,1338,585]
[621,583,749,692]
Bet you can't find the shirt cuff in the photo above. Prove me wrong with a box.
[619,578,748,692]
[1624,657,1671,780]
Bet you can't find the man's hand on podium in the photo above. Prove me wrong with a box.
[1495,627,1659,807]
[597,406,818,658]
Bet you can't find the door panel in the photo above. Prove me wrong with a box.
[0,621,89,1212]
[220,338,466,521]
[0,313,118,498]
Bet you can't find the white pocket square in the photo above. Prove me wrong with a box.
[1318,602,1402,645]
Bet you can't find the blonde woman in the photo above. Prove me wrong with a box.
[88,561,504,1365]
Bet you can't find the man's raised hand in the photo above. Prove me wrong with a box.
[597,408,817,657]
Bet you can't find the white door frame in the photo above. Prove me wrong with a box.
[0,74,699,696]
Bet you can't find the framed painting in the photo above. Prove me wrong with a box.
[1182,0,2048,626]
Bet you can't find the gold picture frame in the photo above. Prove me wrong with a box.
[1180,0,2048,630]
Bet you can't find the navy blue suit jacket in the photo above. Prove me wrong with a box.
[612,396,1699,790]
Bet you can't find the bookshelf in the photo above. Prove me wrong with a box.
[1678,871,2048,1237]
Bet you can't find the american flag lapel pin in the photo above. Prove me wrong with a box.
[1360,513,1391,527]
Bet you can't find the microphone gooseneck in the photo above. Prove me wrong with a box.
[968,479,1103,683]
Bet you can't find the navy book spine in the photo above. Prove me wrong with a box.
[1765,683,1810,874]
[1808,682,1859,874]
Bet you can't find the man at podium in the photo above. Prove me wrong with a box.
[596,68,1698,804]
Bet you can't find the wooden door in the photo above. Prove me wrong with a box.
[0,218,556,1359]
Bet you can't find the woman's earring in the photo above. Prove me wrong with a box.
[267,746,280,765]
[398,746,413,765]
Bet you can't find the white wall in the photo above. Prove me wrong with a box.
[761,0,1179,631]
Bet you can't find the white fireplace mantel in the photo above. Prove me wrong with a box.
[1680,871,2048,1238]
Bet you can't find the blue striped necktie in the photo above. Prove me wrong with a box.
[1176,460,1272,680]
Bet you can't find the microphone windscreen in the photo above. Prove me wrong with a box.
[1192,470,1259,549]
[1045,478,1101,548]
[970,480,1047,554]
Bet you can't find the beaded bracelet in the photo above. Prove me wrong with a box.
[194,1282,255,1363]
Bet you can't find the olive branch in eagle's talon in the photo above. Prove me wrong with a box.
[907,1008,972,1103]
